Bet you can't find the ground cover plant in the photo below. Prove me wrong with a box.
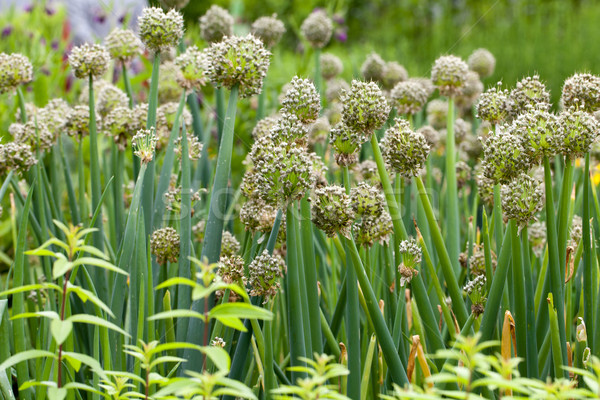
[3,1,600,399]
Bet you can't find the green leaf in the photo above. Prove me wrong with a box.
[71,257,128,276]
[149,356,186,371]
[199,346,230,372]
[66,315,130,338]
[11,311,59,321]
[0,369,15,400]
[0,350,57,372]
[52,257,73,280]
[50,319,73,345]
[0,283,62,298]
[192,282,249,302]
[75,245,109,260]
[213,316,247,331]
[155,277,198,290]
[66,284,115,318]
[208,302,273,321]
[47,387,67,400]
[147,310,206,322]
[25,238,69,256]
[62,351,108,381]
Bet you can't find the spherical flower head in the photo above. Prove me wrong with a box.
[455,70,483,110]
[311,185,356,238]
[104,28,142,63]
[390,80,429,115]
[103,106,133,150]
[354,211,393,248]
[206,34,271,98]
[512,107,560,164]
[501,173,543,230]
[9,121,54,152]
[464,275,487,316]
[412,77,435,99]
[468,48,496,78]
[510,75,550,116]
[398,238,421,286]
[431,55,469,98]
[469,244,495,276]
[217,255,245,284]
[269,113,309,148]
[0,141,37,175]
[382,61,408,90]
[68,44,110,79]
[38,98,70,136]
[64,105,93,138]
[357,160,378,181]
[150,227,180,265]
[360,53,385,83]
[138,7,184,53]
[248,250,284,300]
[329,122,362,166]
[350,181,384,218]
[251,14,285,48]
[320,53,343,80]
[528,221,547,257]
[174,45,208,91]
[561,73,600,112]
[482,128,528,184]
[132,128,158,163]
[381,118,430,178]
[558,108,600,159]
[426,99,448,130]
[221,231,240,257]
[97,84,129,117]
[301,10,333,49]
[0,53,33,94]
[341,80,390,137]
[325,78,350,103]
[252,142,316,206]
[199,5,234,43]
[476,83,512,124]
[280,76,321,124]
[240,197,282,233]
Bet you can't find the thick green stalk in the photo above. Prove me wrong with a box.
[215,87,226,144]
[342,166,360,400]
[286,203,308,381]
[16,86,27,123]
[583,153,594,348]
[493,184,503,252]
[445,97,460,275]
[543,156,568,375]
[547,294,564,379]
[557,158,574,281]
[314,48,322,106]
[113,147,125,244]
[510,220,528,377]
[342,236,408,386]
[521,225,538,378]
[415,176,469,326]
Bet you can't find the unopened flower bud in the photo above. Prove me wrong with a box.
[431,55,469,98]
[68,44,110,79]
[467,48,495,78]
[104,28,142,63]
[251,14,285,48]
[320,53,343,80]
[301,10,333,49]
[0,53,33,93]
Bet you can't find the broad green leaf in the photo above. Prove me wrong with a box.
[24,248,57,258]
[209,302,273,321]
[52,219,71,237]
[72,257,128,276]
[147,310,206,322]
[25,238,69,256]
[47,387,67,400]
[50,319,73,345]
[155,277,198,290]
[192,282,248,302]
[104,370,146,385]
[0,350,56,372]
[66,284,115,318]
[62,351,108,381]
[150,342,204,356]
[213,316,246,331]
[63,382,107,397]
[199,346,230,372]
[11,311,59,321]
[214,376,257,400]
[52,257,73,280]
[67,315,130,338]
[75,245,108,260]
[0,283,62,298]
[149,356,186,370]
[148,372,168,385]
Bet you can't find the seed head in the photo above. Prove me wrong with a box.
[381,118,430,178]
[251,14,285,48]
[174,134,203,161]
[558,108,600,159]
[104,28,142,63]
[64,105,93,138]
[311,185,356,238]
[561,73,600,112]
[398,238,421,286]
[350,182,384,218]
[390,80,429,115]
[138,7,184,53]
[325,101,343,125]
[199,5,234,43]
[569,215,583,248]
[248,250,284,300]
[360,53,385,83]
[217,255,245,284]
[501,173,544,229]
[356,160,378,181]
[9,121,54,152]
[412,77,435,98]
[329,122,361,166]
[476,83,512,124]
[354,211,393,248]
[220,231,240,257]
[325,78,350,103]
[270,113,309,147]
[431,55,469,98]
[510,75,550,116]
[280,76,320,124]
[68,44,110,79]
[426,99,448,130]
[240,197,283,233]
[37,99,70,136]
[467,48,496,78]
[481,127,528,184]
[476,166,494,207]
[103,106,133,150]
[150,227,180,265]
[0,141,37,175]
[174,45,208,91]
[251,116,278,140]
[97,83,129,117]
[301,10,333,49]
[511,106,561,164]
[382,61,408,90]
[455,70,483,111]
[205,34,271,98]
[132,128,158,163]
[0,53,33,94]
[464,275,487,316]
[469,245,495,277]
[341,80,390,137]
[320,53,343,80]
[417,125,440,149]
[159,101,193,133]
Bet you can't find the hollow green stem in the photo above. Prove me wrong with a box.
[583,153,594,347]
[445,97,460,275]
[510,220,528,377]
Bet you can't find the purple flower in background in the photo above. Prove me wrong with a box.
[24,4,34,12]
[335,28,347,42]
[2,26,13,38]
[51,40,59,50]
[333,13,345,25]
[118,14,126,25]
[45,5,56,16]
[93,9,107,24]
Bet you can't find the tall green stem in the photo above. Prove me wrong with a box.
[510,220,528,377]
[445,97,460,275]
[583,153,594,348]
